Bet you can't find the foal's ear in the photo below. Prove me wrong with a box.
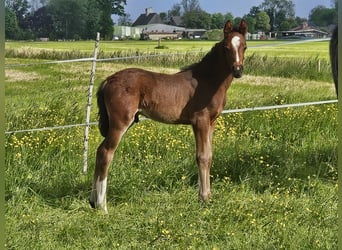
[239,19,248,35]
[224,20,233,38]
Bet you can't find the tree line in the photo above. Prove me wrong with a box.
[5,0,127,40]
[156,0,337,33]
[5,0,338,41]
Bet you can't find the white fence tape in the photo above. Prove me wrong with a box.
[5,99,337,135]
[221,99,338,114]
[5,57,95,68]
[4,51,203,68]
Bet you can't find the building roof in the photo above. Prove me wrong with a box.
[284,22,328,35]
[169,16,183,27]
[281,22,329,39]
[132,8,163,26]
[139,24,185,33]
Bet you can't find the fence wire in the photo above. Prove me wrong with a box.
[5,100,337,135]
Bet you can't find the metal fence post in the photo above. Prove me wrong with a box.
[83,32,100,173]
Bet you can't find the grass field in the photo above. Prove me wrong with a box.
[5,40,337,249]
[5,39,330,59]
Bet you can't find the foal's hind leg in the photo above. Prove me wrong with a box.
[89,114,135,213]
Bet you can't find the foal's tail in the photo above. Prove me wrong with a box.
[97,80,109,137]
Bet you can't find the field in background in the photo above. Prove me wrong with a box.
[5,39,330,58]
[5,40,337,248]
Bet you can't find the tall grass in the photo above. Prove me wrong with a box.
[5,47,331,82]
[245,53,331,81]
[5,43,337,248]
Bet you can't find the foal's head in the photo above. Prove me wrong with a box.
[223,20,248,78]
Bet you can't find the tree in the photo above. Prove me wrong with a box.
[5,7,21,39]
[178,0,211,29]
[181,0,201,13]
[279,20,290,31]
[309,5,337,27]
[208,12,236,30]
[48,0,86,39]
[28,6,53,38]
[260,0,295,31]
[168,3,182,17]
[244,15,256,33]
[5,0,30,29]
[97,0,127,40]
[111,0,127,16]
[256,11,271,32]
[83,0,102,39]
[5,0,127,40]
[234,17,242,27]
[182,10,211,29]
[210,13,225,29]
[224,12,234,23]
[248,6,261,18]
[117,13,132,26]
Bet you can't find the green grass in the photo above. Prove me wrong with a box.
[5,40,332,83]
[5,41,337,249]
[5,39,329,59]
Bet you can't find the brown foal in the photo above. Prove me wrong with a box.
[90,20,248,213]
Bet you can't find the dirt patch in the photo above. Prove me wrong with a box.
[5,69,42,82]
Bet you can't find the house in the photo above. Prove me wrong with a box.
[282,22,329,39]
[169,16,183,27]
[132,8,185,40]
[113,26,142,39]
[131,7,207,40]
[182,29,207,39]
[139,23,185,40]
[132,7,163,26]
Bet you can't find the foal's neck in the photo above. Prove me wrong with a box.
[192,41,232,84]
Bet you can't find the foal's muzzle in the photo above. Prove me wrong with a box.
[232,65,244,78]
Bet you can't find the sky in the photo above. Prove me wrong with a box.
[114,0,333,23]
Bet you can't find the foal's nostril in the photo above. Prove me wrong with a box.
[232,65,243,78]
[232,65,243,73]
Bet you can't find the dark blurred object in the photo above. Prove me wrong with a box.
[329,26,338,96]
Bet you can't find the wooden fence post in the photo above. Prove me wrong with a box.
[83,32,100,173]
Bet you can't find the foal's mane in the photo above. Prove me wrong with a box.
[181,25,244,74]
[180,40,225,73]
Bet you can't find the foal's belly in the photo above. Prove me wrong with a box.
[139,99,192,125]
[138,85,195,124]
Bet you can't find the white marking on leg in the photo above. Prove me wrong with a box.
[231,36,241,63]
[96,177,108,213]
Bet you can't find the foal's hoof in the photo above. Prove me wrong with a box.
[199,192,212,202]
[89,199,96,209]
[89,199,108,214]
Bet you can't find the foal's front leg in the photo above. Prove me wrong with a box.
[193,120,215,201]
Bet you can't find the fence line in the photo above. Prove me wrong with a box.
[4,57,95,68]
[5,38,330,68]
[5,99,337,135]
[4,51,204,68]
[221,99,338,114]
